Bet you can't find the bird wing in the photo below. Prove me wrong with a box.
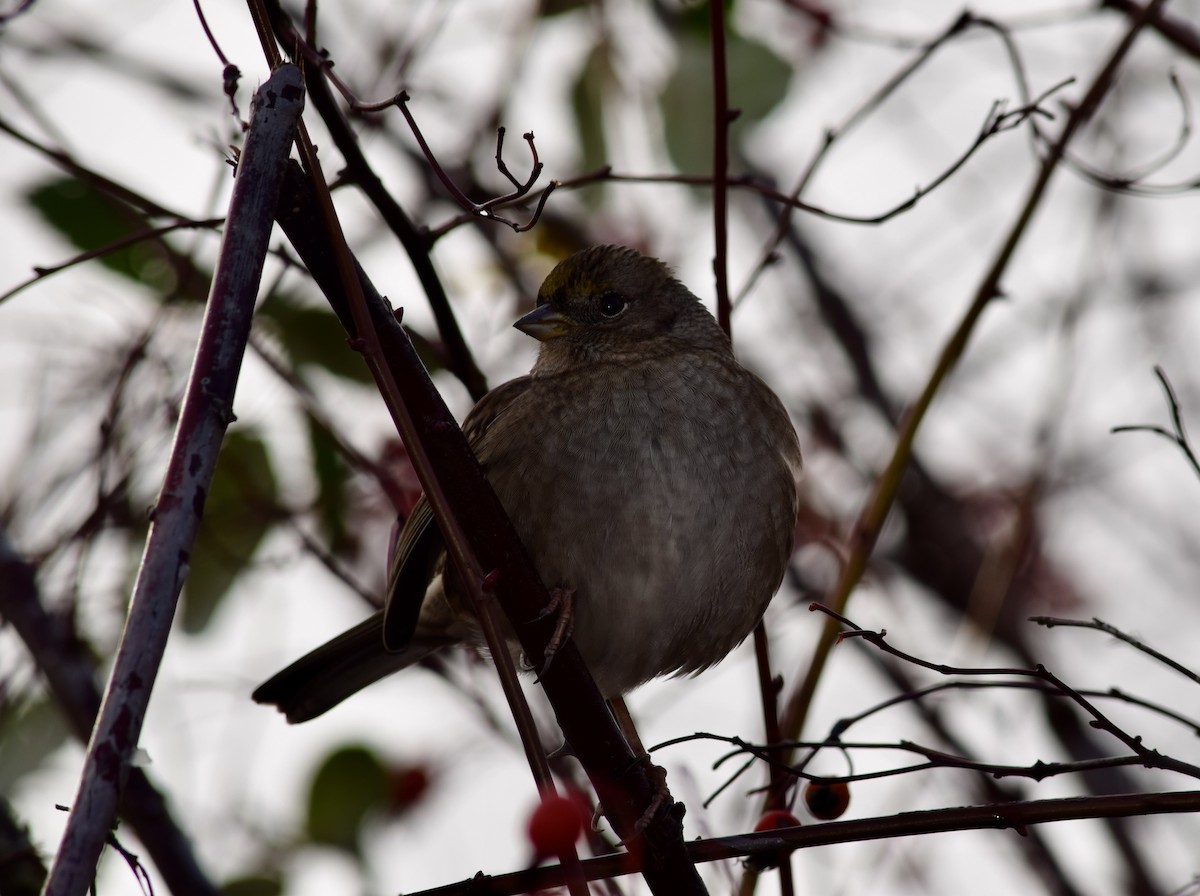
[380,375,535,651]
[381,495,442,650]
[461,374,534,445]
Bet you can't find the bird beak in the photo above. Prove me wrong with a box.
[514,304,576,342]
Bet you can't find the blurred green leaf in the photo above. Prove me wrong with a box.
[570,43,612,179]
[675,0,733,38]
[25,178,178,293]
[221,876,282,896]
[661,30,791,174]
[727,35,793,123]
[185,429,280,633]
[305,745,388,854]
[257,295,372,384]
[0,698,72,794]
[307,419,354,556]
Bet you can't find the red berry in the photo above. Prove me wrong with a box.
[804,780,851,820]
[527,793,585,856]
[386,765,431,814]
[750,809,801,870]
[753,809,801,832]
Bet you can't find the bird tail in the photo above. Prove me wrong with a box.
[251,612,443,723]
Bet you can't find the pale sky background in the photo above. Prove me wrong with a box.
[3,1,1200,894]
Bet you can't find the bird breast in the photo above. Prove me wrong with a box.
[476,352,798,697]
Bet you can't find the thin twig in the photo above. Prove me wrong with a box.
[776,0,1170,755]
[810,603,1200,779]
[0,218,223,307]
[1032,615,1200,686]
[736,12,1042,304]
[708,0,731,333]
[515,76,1063,235]
[393,95,555,237]
[1112,366,1200,483]
[191,0,241,119]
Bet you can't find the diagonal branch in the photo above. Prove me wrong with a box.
[272,162,707,896]
[41,64,304,896]
[776,0,1172,752]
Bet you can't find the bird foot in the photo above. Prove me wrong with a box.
[615,760,672,846]
[534,587,576,676]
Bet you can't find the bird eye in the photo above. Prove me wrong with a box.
[598,292,626,318]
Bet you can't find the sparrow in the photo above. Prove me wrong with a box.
[253,245,802,723]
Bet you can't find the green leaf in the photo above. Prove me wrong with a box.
[0,698,72,794]
[661,30,792,174]
[25,178,177,292]
[307,418,354,556]
[257,294,372,384]
[726,33,793,123]
[184,429,280,633]
[570,43,613,178]
[305,745,388,854]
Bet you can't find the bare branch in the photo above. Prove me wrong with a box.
[1032,615,1200,686]
[1113,366,1200,483]
[778,0,1172,755]
[42,65,304,896]
[409,791,1200,896]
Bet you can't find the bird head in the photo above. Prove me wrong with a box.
[515,245,727,370]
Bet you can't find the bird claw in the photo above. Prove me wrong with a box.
[615,761,671,846]
[534,587,576,677]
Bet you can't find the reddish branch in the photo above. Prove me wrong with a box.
[272,162,706,896]
[410,791,1200,896]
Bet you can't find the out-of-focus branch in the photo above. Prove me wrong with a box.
[0,217,223,307]
[777,0,1170,750]
[0,796,47,896]
[0,535,220,896]
[0,117,184,220]
[1104,0,1200,59]
[41,65,304,896]
[708,0,731,331]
